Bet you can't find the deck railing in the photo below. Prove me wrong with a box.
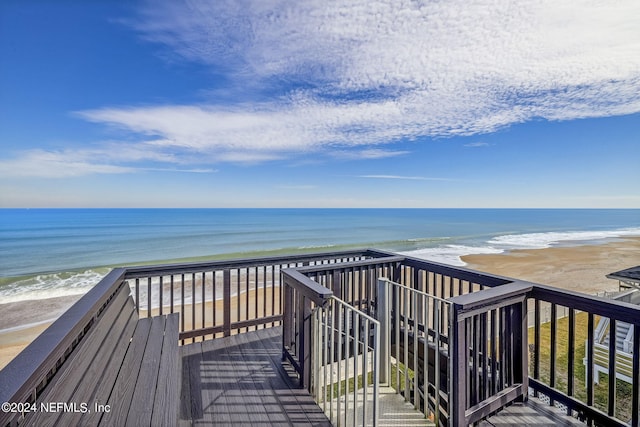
[528,285,640,426]
[291,255,404,316]
[299,250,511,315]
[0,249,382,426]
[312,296,380,427]
[0,268,129,427]
[281,267,333,389]
[448,281,531,426]
[4,249,640,427]
[123,250,382,342]
[283,254,519,426]
[377,278,452,424]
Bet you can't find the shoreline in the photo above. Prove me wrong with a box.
[1,237,639,370]
[461,236,640,294]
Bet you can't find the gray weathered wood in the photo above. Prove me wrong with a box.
[180,326,331,426]
[122,249,383,279]
[481,399,586,426]
[0,269,127,422]
[151,313,180,427]
[100,317,152,426]
[282,268,333,306]
[8,249,640,427]
[126,315,166,426]
[40,295,179,427]
[23,283,133,426]
[66,303,138,426]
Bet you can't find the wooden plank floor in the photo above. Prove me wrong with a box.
[480,398,586,426]
[178,326,588,426]
[179,326,331,426]
[326,386,434,426]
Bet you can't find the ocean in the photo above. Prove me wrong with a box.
[1,208,639,304]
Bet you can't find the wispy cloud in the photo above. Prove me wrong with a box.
[0,147,216,178]
[358,175,452,181]
[0,150,135,178]
[91,0,640,162]
[464,142,491,148]
[331,149,410,160]
[139,167,216,173]
[8,0,639,177]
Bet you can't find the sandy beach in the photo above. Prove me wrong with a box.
[462,236,640,294]
[0,286,281,369]
[2,237,639,370]
[0,295,83,369]
[138,286,281,336]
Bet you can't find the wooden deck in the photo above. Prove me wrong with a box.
[177,326,583,427]
[179,326,332,426]
[4,250,632,427]
[480,398,586,426]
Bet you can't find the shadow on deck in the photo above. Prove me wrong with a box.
[179,326,331,426]
[178,325,580,427]
[480,399,586,426]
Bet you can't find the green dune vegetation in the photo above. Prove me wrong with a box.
[530,313,633,421]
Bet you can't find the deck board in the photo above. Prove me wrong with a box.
[231,331,287,426]
[26,287,136,427]
[180,326,331,426]
[480,398,586,426]
[182,341,205,424]
[180,326,588,426]
[251,328,331,425]
[102,317,152,425]
[127,315,166,426]
[151,313,180,426]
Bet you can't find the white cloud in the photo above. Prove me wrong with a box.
[0,150,135,178]
[464,142,491,148]
[140,167,216,173]
[0,147,216,178]
[98,0,640,159]
[331,149,410,160]
[9,0,637,176]
[358,175,452,181]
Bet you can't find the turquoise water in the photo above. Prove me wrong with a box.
[1,208,639,302]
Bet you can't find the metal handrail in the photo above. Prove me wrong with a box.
[378,278,452,426]
[313,295,380,427]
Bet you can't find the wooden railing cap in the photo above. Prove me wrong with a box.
[448,281,533,312]
[281,268,333,306]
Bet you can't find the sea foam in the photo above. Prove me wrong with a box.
[488,227,640,249]
[0,269,108,304]
[402,227,640,266]
[400,245,504,266]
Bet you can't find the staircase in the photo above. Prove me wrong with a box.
[588,318,634,384]
[601,320,633,353]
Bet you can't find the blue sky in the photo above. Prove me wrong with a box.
[1,1,639,208]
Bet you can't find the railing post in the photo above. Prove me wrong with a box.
[312,306,322,402]
[332,269,341,298]
[514,298,529,402]
[282,279,293,360]
[300,296,313,390]
[223,268,231,337]
[450,302,467,427]
[392,261,402,284]
[377,278,390,384]
[448,281,532,426]
[373,318,380,427]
